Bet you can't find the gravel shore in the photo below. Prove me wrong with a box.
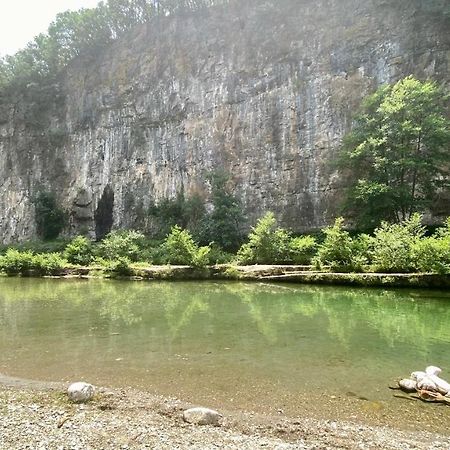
[1,382,450,450]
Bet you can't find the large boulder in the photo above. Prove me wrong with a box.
[67,382,95,403]
[183,407,222,426]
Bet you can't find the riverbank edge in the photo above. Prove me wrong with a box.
[1,378,450,450]
[1,264,449,288]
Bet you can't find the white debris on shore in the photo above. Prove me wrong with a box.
[398,366,450,403]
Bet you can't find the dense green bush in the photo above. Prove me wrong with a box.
[31,252,66,275]
[0,249,65,275]
[237,212,289,265]
[370,214,425,273]
[0,249,35,274]
[289,236,317,264]
[206,244,234,265]
[97,230,145,261]
[1,213,449,276]
[237,212,318,265]
[149,172,244,251]
[313,218,369,272]
[101,256,133,276]
[161,226,210,267]
[64,236,94,265]
[411,237,450,274]
[411,218,450,274]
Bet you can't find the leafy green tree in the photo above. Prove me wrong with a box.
[0,59,8,89]
[148,191,206,238]
[339,76,450,228]
[200,171,244,251]
[33,191,67,240]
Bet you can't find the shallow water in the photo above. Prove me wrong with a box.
[1,278,450,429]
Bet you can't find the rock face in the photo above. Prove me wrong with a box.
[183,407,222,426]
[67,382,95,403]
[0,0,449,243]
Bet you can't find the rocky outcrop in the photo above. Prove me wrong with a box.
[0,0,449,243]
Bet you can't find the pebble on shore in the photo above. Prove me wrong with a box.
[183,407,222,426]
[67,382,95,403]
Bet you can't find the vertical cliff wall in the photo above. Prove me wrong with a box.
[0,0,449,243]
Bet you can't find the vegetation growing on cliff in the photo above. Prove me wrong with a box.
[0,0,230,92]
[339,76,450,228]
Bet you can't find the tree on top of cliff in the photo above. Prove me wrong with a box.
[0,0,230,93]
[338,76,450,229]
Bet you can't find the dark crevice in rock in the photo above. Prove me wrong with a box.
[95,185,114,240]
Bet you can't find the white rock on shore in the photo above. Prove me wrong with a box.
[67,382,95,403]
[183,407,222,426]
[398,378,416,392]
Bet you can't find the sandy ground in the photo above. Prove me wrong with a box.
[1,381,450,450]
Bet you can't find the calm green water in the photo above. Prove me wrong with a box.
[1,278,450,425]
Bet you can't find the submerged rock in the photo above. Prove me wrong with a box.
[183,407,222,426]
[67,382,95,403]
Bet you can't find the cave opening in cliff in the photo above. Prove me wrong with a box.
[95,185,114,240]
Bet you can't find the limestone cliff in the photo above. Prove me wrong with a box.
[0,0,449,243]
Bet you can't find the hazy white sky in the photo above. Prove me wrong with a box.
[0,0,102,57]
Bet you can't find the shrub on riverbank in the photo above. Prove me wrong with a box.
[97,230,146,262]
[1,214,449,276]
[411,218,450,274]
[101,257,134,276]
[64,236,94,266]
[0,249,35,274]
[31,253,66,275]
[161,226,210,267]
[236,212,317,265]
[370,214,425,273]
[0,249,66,275]
[313,218,370,272]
